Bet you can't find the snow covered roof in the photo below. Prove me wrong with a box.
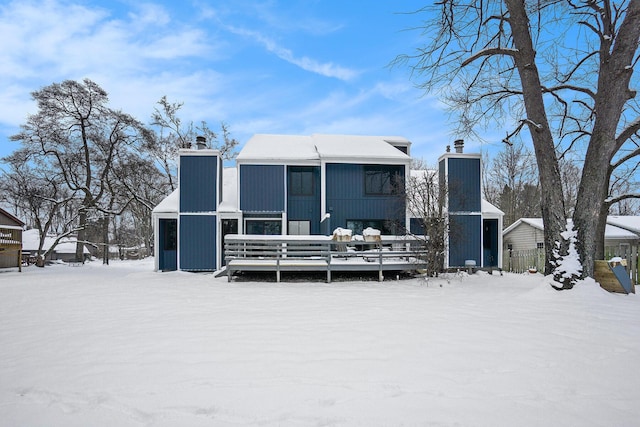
[482,200,504,216]
[503,217,639,240]
[606,216,640,234]
[152,189,179,214]
[504,218,544,233]
[237,134,411,163]
[22,229,90,254]
[236,134,319,161]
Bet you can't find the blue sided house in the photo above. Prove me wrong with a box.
[152,134,503,272]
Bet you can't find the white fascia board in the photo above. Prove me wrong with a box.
[437,152,482,162]
[448,211,482,216]
[236,158,320,166]
[179,212,217,216]
[179,148,221,157]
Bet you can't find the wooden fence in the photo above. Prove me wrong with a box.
[503,245,638,285]
[502,248,545,274]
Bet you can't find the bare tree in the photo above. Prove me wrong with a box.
[394,1,640,287]
[10,79,152,262]
[485,140,540,226]
[406,167,448,275]
[0,149,80,265]
[147,97,240,191]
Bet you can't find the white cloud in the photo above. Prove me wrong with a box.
[225,25,358,81]
[127,2,171,27]
[0,0,222,133]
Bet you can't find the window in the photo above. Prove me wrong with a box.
[536,242,544,249]
[289,167,314,196]
[246,220,282,235]
[163,220,177,251]
[365,166,402,195]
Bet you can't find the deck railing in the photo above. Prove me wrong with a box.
[224,234,428,282]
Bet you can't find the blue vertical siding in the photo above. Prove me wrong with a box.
[240,165,285,212]
[287,166,321,234]
[447,157,481,212]
[325,163,406,233]
[179,155,218,212]
[179,215,217,271]
[448,214,481,267]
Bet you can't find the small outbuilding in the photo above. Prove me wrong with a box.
[0,208,25,271]
[21,229,91,264]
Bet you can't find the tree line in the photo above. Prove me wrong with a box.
[0,79,238,266]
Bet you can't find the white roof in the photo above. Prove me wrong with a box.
[503,217,639,240]
[22,229,90,254]
[152,189,179,214]
[237,133,411,163]
[237,134,319,161]
[606,216,640,234]
[482,199,504,216]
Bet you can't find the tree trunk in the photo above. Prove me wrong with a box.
[572,0,640,278]
[505,0,567,277]
[103,213,109,265]
[75,205,88,263]
[595,200,609,262]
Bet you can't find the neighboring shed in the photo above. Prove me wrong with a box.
[503,218,640,252]
[503,217,640,278]
[22,229,91,263]
[0,208,25,270]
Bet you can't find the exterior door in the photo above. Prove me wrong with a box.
[159,219,177,271]
[483,219,499,267]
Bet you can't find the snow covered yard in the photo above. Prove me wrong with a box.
[1,260,639,427]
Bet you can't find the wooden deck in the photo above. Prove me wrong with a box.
[224,235,428,282]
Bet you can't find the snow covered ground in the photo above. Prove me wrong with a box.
[1,259,639,427]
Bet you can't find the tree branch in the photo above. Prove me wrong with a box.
[461,47,519,67]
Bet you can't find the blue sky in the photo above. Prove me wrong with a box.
[0,0,502,164]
